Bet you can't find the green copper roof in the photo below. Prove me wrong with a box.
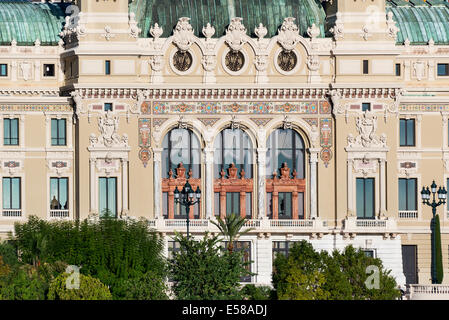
[129,0,327,39]
[0,0,66,46]
[387,0,449,45]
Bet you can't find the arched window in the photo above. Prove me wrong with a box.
[266,128,306,220]
[266,129,305,179]
[213,128,254,218]
[162,128,201,178]
[213,128,253,179]
[162,128,201,219]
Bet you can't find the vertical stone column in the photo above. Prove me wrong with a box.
[89,158,97,215]
[153,148,163,219]
[121,158,129,217]
[347,159,354,216]
[380,159,386,217]
[204,147,214,219]
[257,148,267,219]
[309,151,319,219]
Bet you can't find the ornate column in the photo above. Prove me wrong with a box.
[153,148,163,219]
[309,150,319,219]
[257,148,267,219]
[121,158,129,217]
[204,147,214,219]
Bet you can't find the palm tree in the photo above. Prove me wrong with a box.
[211,213,254,253]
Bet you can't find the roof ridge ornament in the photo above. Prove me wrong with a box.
[307,23,320,39]
[225,17,247,51]
[277,17,300,51]
[386,11,399,41]
[173,17,195,52]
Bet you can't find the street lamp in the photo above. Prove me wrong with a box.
[421,180,447,283]
[174,181,201,239]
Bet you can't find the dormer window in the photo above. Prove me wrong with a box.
[104,103,113,112]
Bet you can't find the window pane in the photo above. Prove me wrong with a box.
[365,178,375,218]
[99,178,107,216]
[4,119,10,144]
[356,178,365,218]
[279,192,292,219]
[246,192,252,218]
[406,120,415,146]
[297,192,304,218]
[58,119,66,145]
[59,178,68,210]
[398,179,406,211]
[214,192,220,216]
[3,178,10,209]
[50,178,59,209]
[407,179,416,211]
[51,119,58,145]
[400,119,406,146]
[107,178,116,217]
[267,192,272,218]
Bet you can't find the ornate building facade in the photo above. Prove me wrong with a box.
[1,0,449,287]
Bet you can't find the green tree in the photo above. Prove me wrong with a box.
[434,214,444,284]
[240,284,273,300]
[47,272,112,300]
[211,213,253,252]
[169,233,250,300]
[0,264,51,300]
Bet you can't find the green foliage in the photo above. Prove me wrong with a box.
[169,233,250,300]
[47,272,112,300]
[0,264,52,300]
[11,216,167,299]
[272,240,401,300]
[0,241,18,266]
[114,271,169,300]
[211,213,253,252]
[434,214,444,284]
[240,284,273,300]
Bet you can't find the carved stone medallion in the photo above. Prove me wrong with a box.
[225,50,245,72]
[173,50,193,72]
[277,50,297,72]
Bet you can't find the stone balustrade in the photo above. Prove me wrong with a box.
[407,284,449,300]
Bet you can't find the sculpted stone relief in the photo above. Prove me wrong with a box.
[347,112,387,149]
[90,111,129,149]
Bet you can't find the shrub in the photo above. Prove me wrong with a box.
[0,265,50,300]
[114,271,168,300]
[47,272,112,300]
[240,284,273,300]
[169,233,250,300]
[11,216,167,299]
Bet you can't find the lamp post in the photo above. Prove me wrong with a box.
[421,181,447,283]
[174,181,201,239]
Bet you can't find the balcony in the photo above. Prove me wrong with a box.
[147,217,328,234]
[407,284,449,300]
[49,210,70,218]
[398,210,418,219]
[2,209,22,218]
[343,216,398,235]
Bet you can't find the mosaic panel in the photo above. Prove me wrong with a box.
[139,118,151,168]
[303,118,318,127]
[249,118,272,127]
[151,101,320,114]
[319,100,331,114]
[198,118,220,127]
[320,118,332,167]
[399,104,449,112]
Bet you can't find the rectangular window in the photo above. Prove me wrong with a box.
[398,178,417,211]
[278,192,292,219]
[356,178,375,219]
[214,192,220,217]
[51,119,66,146]
[162,192,168,218]
[267,192,273,219]
[363,60,369,74]
[168,241,181,260]
[3,118,19,146]
[400,119,415,147]
[0,64,7,77]
[99,177,117,217]
[363,250,375,258]
[224,241,251,282]
[298,192,304,219]
[272,241,295,261]
[437,63,449,76]
[396,63,401,76]
[43,64,55,77]
[105,60,111,75]
[245,192,252,218]
[362,103,371,112]
[2,177,21,209]
[104,103,113,112]
[226,192,240,216]
[50,177,68,210]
